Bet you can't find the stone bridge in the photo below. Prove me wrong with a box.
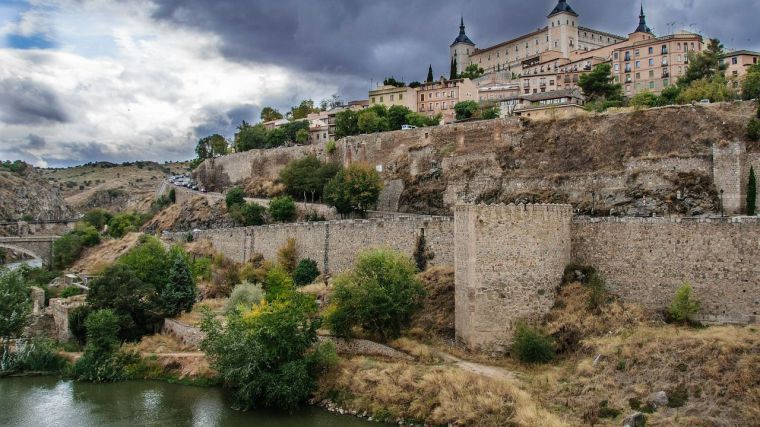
[0,219,79,237]
[0,236,59,267]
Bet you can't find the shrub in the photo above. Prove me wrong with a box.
[668,283,701,324]
[511,323,556,364]
[0,269,31,346]
[68,305,92,344]
[107,212,143,238]
[327,249,425,341]
[277,237,298,273]
[52,233,84,270]
[240,202,266,226]
[667,384,689,408]
[293,259,320,286]
[159,251,197,317]
[72,308,126,382]
[87,263,155,341]
[325,140,337,154]
[225,282,265,313]
[748,166,757,216]
[264,266,295,301]
[225,187,246,209]
[200,293,332,411]
[586,272,608,312]
[59,286,84,299]
[269,196,297,222]
[82,209,112,231]
[323,163,383,216]
[168,188,176,203]
[747,119,760,142]
[630,90,659,109]
[454,101,479,120]
[12,338,67,373]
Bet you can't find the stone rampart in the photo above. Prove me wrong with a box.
[454,204,572,352]
[572,216,760,324]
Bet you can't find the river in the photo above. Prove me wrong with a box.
[0,377,378,427]
[3,258,43,271]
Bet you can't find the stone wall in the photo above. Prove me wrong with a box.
[572,217,760,324]
[162,318,205,348]
[454,204,572,352]
[49,295,86,342]
[169,215,454,275]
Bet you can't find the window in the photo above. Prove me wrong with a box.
[649,58,654,66]
[636,61,641,69]
[420,94,424,101]
[648,47,654,54]
[649,70,654,78]
[450,90,454,97]
[661,45,668,54]
[399,94,403,101]
[371,97,375,103]
[613,52,619,60]
[420,104,424,111]
[635,49,640,57]
[663,78,670,87]
[379,96,383,102]
[732,57,738,65]
[635,72,640,79]
[625,63,631,72]
[389,95,394,101]
[649,81,655,89]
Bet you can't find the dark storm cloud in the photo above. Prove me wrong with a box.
[0,77,69,125]
[151,0,760,99]
[25,134,46,149]
[193,104,260,139]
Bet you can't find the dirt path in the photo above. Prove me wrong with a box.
[438,351,516,381]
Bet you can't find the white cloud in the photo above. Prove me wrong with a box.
[0,0,346,166]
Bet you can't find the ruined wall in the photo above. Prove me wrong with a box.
[572,217,760,324]
[177,216,454,274]
[713,140,746,214]
[454,204,572,352]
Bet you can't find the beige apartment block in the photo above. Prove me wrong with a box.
[514,88,586,120]
[417,77,477,124]
[722,50,760,91]
[368,85,418,110]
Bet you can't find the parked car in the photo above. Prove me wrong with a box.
[401,124,417,130]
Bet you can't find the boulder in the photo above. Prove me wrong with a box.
[622,412,646,427]
[647,390,668,408]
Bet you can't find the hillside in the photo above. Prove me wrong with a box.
[0,164,73,221]
[41,161,190,213]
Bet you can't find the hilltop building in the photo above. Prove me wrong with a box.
[722,50,760,90]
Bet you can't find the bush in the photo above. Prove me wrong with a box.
[225,187,246,209]
[82,209,112,231]
[269,196,297,222]
[52,223,101,270]
[159,251,197,317]
[225,282,265,313]
[668,283,701,324]
[454,101,479,120]
[511,322,556,364]
[87,263,155,341]
[0,269,31,345]
[72,308,126,382]
[277,237,298,273]
[747,119,760,142]
[325,140,337,154]
[630,90,659,109]
[200,293,332,411]
[586,272,608,312]
[12,338,67,373]
[59,286,84,299]
[264,266,295,301]
[68,305,92,344]
[327,249,425,341]
[293,259,320,286]
[240,202,266,226]
[323,163,383,216]
[107,212,144,238]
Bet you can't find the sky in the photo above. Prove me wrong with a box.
[0,0,758,168]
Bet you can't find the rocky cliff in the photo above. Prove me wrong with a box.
[0,165,74,221]
[195,101,760,217]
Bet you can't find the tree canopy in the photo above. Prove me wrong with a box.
[195,134,228,160]
[324,163,383,216]
[459,64,484,80]
[278,156,341,202]
[260,107,283,122]
[578,63,623,101]
[289,99,320,120]
[678,39,727,88]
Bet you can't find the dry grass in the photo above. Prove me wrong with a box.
[122,334,194,354]
[176,298,226,326]
[317,356,565,427]
[408,266,455,341]
[389,338,442,364]
[69,232,143,274]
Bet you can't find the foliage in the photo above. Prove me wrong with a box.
[269,196,297,222]
[325,140,337,154]
[230,201,266,226]
[678,39,726,88]
[264,266,295,301]
[0,269,31,344]
[459,63,484,80]
[225,282,265,313]
[260,106,283,122]
[87,263,154,341]
[1,338,66,375]
[658,85,682,106]
[279,156,341,202]
[630,90,659,109]
[454,100,479,120]
[0,160,30,175]
[68,305,92,344]
[387,105,412,130]
[289,99,320,120]
[327,249,425,341]
[323,163,383,216]
[296,128,309,144]
[408,81,421,88]
[60,286,84,299]
[72,309,132,382]
[82,209,112,231]
[586,272,608,312]
[225,187,246,209]
[405,111,441,127]
[578,63,623,102]
[480,105,500,120]
[383,77,405,87]
[293,259,320,286]
[107,212,144,238]
[668,283,701,324]
[195,134,228,160]
[677,75,734,104]
[52,223,101,269]
[449,57,458,80]
[160,251,198,317]
[190,256,212,281]
[234,121,268,151]
[741,66,760,100]
[334,109,359,140]
[201,293,332,411]
[511,322,556,364]
[234,119,310,151]
[747,119,760,142]
[276,237,298,273]
[748,166,757,216]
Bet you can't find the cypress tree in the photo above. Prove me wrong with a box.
[748,166,757,216]
[161,253,197,316]
[450,58,458,80]
[426,64,434,83]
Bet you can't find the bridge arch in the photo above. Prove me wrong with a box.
[0,236,58,268]
[0,243,44,265]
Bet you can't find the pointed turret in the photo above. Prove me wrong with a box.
[548,0,578,18]
[451,16,475,47]
[634,4,652,34]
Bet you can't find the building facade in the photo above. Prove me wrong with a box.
[368,85,418,110]
[417,77,478,124]
[722,50,760,90]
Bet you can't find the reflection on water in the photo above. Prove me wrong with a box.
[0,377,377,427]
[3,258,43,271]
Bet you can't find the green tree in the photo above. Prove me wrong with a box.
[279,156,340,202]
[281,120,310,144]
[480,105,500,119]
[260,107,283,122]
[323,163,383,216]
[72,308,131,382]
[387,105,413,130]
[296,128,309,144]
[630,90,659,109]
[426,64,434,83]
[237,202,266,226]
[225,187,246,209]
[408,81,421,88]
[459,63,484,80]
[668,283,701,324]
[405,111,441,127]
[449,57,458,80]
[52,232,84,270]
[87,263,155,341]
[196,134,228,159]
[107,212,143,238]
[0,269,31,365]
[657,85,681,106]
[578,63,623,101]
[68,305,92,345]
[742,64,760,100]
[327,249,425,341]
[748,166,757,216]
[677,75,734,104]
[200,293,333,411]
[234,121,268,152]
[82,209,112,231]
[454,100,479,120]
[160,252,197,317]
[748,118,760,142]
[679,39,727,88]
[293,259,320,286]
[383,77,405,87]
[266,127,288,148]
[335,109,360,139]
[269,196,297,222]
[289,100,320,120]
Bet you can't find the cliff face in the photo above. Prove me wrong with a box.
[0,167,73,221]
[195,101,759,216]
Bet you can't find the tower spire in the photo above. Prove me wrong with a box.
[635,3,652,33]
[451,16,474,46]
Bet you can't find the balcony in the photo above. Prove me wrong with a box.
[624,54,631,61]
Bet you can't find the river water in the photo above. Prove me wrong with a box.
[0,377,377,427]
[3,258,43,271]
